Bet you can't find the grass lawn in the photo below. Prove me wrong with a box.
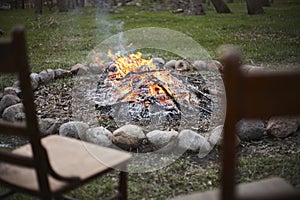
[0,0,299,199]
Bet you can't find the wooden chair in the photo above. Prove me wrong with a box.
[0,27,132,199]
[171,46,300,200]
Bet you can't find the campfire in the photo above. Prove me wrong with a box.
[87,50,213,132]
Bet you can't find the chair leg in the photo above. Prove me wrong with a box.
[118,169,128,200]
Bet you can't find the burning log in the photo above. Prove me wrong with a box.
[88,51,213,132]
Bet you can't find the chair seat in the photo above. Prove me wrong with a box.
[171,177,299,200]
[0,135,132,194]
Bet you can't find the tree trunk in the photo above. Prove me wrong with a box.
[211,0,231,13]
[58,0,68,12]
[77,0,85,7]
[67,0,76,9]
[35,0,43,14]
[246,0,264,15]
[48,0,53,10]
[261,0,271,7]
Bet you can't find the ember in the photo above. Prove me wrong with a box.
[88,51,212,132]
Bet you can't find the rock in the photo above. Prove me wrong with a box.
[126,1,138,6]
[237,119,265,141]
[173,9,184,14]
[112,124,146,150]
[207,60,223,72]
[175,60,190,71]
[39,70,51,83]
[71,63,89,75]
[3,87,18,96]
[208,125,223,146]
[59,121,89,139]
[13,81,19,88]
[152,57,165,68]
[54,69,72,79]
[30,77,39,90]
[39,118,60,136]
[2,103,24,122]
[88,63,103,74]
[46,69,55,80]
[193,60,207,71]
[267,116,300,138]
[178,129,210,153]
[85,127,113,147]
[164,60,177,69]
[208,125,240,146]
[30,73,41,83]
[11,82,21,96]
[146,129,178,148]
[0,94,21,115]
[197,142,212,158]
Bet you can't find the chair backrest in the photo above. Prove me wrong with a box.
[220,46,300,200]
[0,27,51,195]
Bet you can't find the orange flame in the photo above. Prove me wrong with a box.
[104,51,178,106]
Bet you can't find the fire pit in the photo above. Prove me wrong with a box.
[69,27,225,161]
[82,51,217,133]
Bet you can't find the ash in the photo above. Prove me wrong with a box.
[88,67,214,132]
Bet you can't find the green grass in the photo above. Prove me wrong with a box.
[2,153,299,200]
[0,0,299,73]
[237,154,300,186]
[0,1,300,199]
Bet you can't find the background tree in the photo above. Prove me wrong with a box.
[211,0,231,13]
[246,0,264,15]
[58,0,68,11]
[261,0,271,7]
[77,0,85,7]
[35,0,42,14]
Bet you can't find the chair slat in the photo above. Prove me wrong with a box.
[0,150,35,167]
[221,47,300,200]
[239,72,300,118]
[0,119,28,137]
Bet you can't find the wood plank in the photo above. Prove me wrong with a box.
[239,72,300,118]
[0,119,28,137]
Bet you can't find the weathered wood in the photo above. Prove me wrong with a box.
[0,135,131,193]
[0,27,132,200]
[171,46,300,200]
